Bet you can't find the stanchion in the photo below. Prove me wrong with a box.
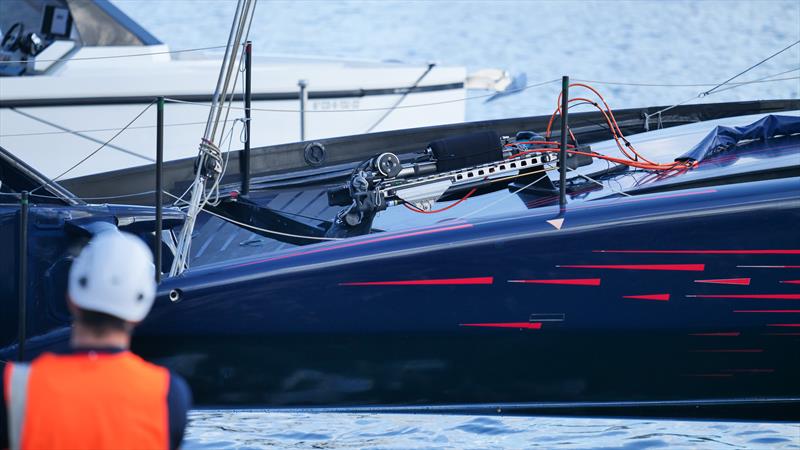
[18,191,28,360]
[155,97,164,283]
[298,79,308,141]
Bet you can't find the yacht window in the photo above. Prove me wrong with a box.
[0,0,160,49]
[0,0,73,43]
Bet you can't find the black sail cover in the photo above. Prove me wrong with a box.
[428,130,503,171]
[677,114,800,162]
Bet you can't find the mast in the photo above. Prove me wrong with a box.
[170,0,257,276]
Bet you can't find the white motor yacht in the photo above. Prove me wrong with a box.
[0,0,517,180]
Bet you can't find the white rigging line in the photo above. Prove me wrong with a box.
[0,118,239,138]
[28,100,156,195]
[700,40,800,97]
[643,40,800,129]
[3,71,797,140]
[574,67,800,87]
[0,45,228,64]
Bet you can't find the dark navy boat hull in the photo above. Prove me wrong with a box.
[132,177,800,412]
[2,102,799,419]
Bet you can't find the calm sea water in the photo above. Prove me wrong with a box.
[184,411,800,449]
[112,1,800,448]
[113,0,800,122]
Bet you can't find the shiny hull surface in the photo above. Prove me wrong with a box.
[136,177,800,409]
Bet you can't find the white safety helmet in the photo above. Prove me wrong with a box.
[68,231,157,322]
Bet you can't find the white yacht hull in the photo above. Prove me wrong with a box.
[1,2,478,180]
[1,79,465,180]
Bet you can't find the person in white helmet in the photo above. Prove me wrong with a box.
[1,231,191,450]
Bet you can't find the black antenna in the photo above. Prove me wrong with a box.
[559,76,569,211]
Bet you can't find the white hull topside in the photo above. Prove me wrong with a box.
[1,46,468,180]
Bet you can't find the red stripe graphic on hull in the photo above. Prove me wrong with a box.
[508,278,601,286]
[557,264,704,271]
[682,373,734,377]
[690,349,763,353]
[595,250,800,254]
[460,322,543,329]
[688,294,800,300]
[734,310,800,313]
[689,332,741,336]
[694,278,751,286]
[767,323,800,327]
[623,294,670,301]
[780,280,800,284]
[341,277,493,286]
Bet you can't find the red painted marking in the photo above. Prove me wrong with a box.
[689,294,800,299]
[721,369,774,373]
[508,278,601,286]
[689,332,741,336]
[767,323,800,327]
[734,310,800,313]
[595,249,800,254]
[341,277,493,286]
[558,264,704,271]
[623,293,670,301]
[235,223,472,268]
[780,280,800,284]
[460,322,543,329]
[682,373,734,377]
[694,278,751,286]
[690,349,763,353]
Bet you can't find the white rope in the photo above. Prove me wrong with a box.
[0,45,228,64]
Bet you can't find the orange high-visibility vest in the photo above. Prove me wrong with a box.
[4,351,170,450]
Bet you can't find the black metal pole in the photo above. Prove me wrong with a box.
[241,41,252,195]
[18,191,28,361]
[559,75,569,211]
[155,97,164,283]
